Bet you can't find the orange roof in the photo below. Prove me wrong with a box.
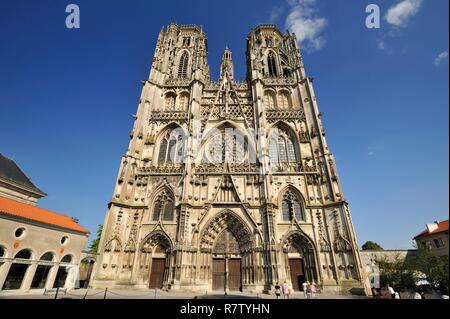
[0,195,89,234]
[414,220,449,239]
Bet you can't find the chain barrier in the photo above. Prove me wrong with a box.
[55,289,164,299]
[106,289,162,298]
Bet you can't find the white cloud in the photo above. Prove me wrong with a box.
[285,0,328,53]
[385,0,423,27]
[269,7,284,23]
[377,38,387,51]
[368,146,376,157]
[434,50,449,66]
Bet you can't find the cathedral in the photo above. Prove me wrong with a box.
[90,23,368,294]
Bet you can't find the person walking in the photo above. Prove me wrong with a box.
[387,284,396,299]
[282,281,290,299]
[274,282,281,299]
[413,291,422,299]
[310,282,317,299]
[302,282,308,299]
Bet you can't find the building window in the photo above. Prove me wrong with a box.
[14,227,26,239]
[263,91,276,109]
[60,236,69,246]
[434,238,445,248]
[267,52,278,77]
[204,129,246,164]
[281,189,305,222]
[61,254,73,263]
[152,190,175,221]
[182,37,191,47]
[269,127,298,167]
[265,37,273,47]
[164,93,176,110]
[158,128,185,164]
[178,51,189,78]
[31,252,55,289]
[177,93,189,110]
[2,249,33,290]
[277,91,290,109]
[15,249,32,259]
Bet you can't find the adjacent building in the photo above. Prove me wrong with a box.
[414,220,449,257]
[0,153,90,292]
[91,23,368,294]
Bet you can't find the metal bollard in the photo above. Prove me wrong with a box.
[154,289,157,299]
[55,287,59,299]
[104,288,108,299]
[83,289,89,299]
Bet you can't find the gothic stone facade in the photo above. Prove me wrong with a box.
[91,24,367,294]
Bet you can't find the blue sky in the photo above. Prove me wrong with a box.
[0,0,448,249]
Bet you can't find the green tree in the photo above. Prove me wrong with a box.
[376,256,416,291]
[362,241,384,251]
[89,224,103,253]
[412,248,449,295]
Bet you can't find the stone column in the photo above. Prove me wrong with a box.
[0,261,12,290]
[20,261,37,291]
[45,264,59,289]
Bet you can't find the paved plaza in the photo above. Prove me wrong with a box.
[0,288,367,299]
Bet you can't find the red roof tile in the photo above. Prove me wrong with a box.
[414,220,449,239]
[0,195,89,234]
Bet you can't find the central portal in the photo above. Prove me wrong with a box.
[212,229,242,292]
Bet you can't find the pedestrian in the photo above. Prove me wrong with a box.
[310,282,317,299]
[302,282,308,299]
[282,280,290,299]
[274,282,281,299]
[413,291,422,299]
[394,291,400,299]
[387,284,395,299]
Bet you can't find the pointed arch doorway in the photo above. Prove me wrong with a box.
[212,230,242,292]
[200,210,254,293]
[283,231,318,292]
[149,245,167,289]
[140,231,173,290]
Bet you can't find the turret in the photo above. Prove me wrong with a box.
[220,47,234,80]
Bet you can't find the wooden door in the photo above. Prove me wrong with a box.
[149,258,166,289]
[212,259,225,291]
[289,258,305,291]
[228,259,241,291]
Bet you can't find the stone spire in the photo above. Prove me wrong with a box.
[220,47,234,80]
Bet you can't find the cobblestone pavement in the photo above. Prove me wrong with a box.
[0,289,367,299]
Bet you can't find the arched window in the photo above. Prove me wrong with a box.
[178,51,189,78]
[61,255,73,263]
[164,92,176,110]
[40,252,54,261]
[267,52,278,77]
[177,92,189,110]
[15,249,32,259]
[203,129,246,164]
[269,127,298,166]
[277,91,290,109]
[281,189,305,221]
[263,91,276,109]
[152,190,175,221]
[158,128,185,164]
